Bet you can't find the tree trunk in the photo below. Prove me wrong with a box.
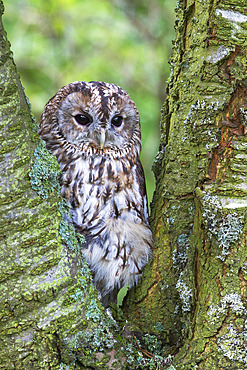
[2,0,247,368]
[124,0,247,368]
[0,3,124,369]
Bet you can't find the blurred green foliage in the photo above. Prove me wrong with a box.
[3,0,176,201]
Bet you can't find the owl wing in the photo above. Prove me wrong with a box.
[135,158,150,225]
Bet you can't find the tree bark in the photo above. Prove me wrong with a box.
[2,0,247,369]
[0,3,124,369]
[124,0,247,368]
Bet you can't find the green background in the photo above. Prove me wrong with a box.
[3,0,176,201]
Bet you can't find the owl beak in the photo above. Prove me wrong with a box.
[100,129,106,149]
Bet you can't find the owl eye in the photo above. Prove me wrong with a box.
[111,115,123,127]
[74,113,92,126]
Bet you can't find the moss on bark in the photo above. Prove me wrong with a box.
[0,2,125,368]
[124,0,247,368]
[2,0,247,367]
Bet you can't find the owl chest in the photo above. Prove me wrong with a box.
[62,157,142,230]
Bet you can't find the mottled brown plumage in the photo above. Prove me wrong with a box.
[39,81,153,306]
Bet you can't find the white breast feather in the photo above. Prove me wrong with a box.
[62,155,152,300]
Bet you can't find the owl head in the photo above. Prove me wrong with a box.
[39,81,141,158]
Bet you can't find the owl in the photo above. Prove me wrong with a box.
[39,81,153,306]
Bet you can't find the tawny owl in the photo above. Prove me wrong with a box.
[39,81,153,306]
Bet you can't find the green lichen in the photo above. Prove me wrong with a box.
[199,190,244,261]
[28,139,121,367]
[215,8,247,46]
[182,99,221,149]
[142,333,162,354]
[59,363,76,370]
[176,276,192,313]
[207,293,246,326]
[63,320,116,355]
[173,233,190,268]
[29,138,92,292]
[172,233,193,313]
[58,201,118,366]
[121,335,173,369]
[217,322,247,365]
[29,140,61,199]
[58,199,86,254]
[169,212,195,317]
